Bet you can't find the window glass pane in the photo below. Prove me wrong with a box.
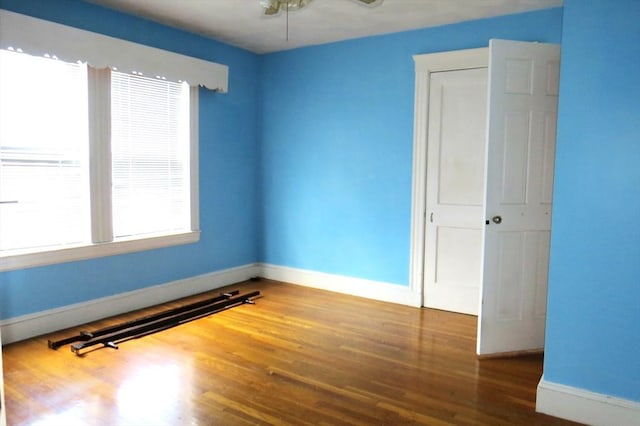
[111,71,190,238]
[0,49,90,253]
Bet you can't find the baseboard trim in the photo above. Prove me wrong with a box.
[1,263,421,344]
[259,263,421,307]
[537,377,640,426]
[0,263,260,344]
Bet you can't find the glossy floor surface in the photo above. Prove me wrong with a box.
[2,279,579,425]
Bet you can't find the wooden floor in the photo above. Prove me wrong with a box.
[2,279,579,425]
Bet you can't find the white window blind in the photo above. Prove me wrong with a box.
[0,9,222,269]
[0,47,200,271]
[0,49,90,252]
[110,71,190,239]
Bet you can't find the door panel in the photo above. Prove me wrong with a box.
[501,111,531,204]
[424,67,487,315]
[541,113,557,204]
[534,231,551,318]
[477,39,560,356]
[437,77,486,206]
[436,227,483,285]
[495,231,525,321]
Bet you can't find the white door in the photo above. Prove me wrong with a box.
[477,39,560,355]
[423,68,487,315]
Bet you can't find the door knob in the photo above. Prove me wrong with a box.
[492,215,502,224]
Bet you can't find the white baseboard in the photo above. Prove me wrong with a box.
[0,262,420,344]
[537,377,640,426]
[0,263,260,344]
[259,263,421,307]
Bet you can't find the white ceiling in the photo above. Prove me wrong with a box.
[86,0,563,54]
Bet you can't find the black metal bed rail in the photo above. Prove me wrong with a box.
[47,289,260,354]
[69,290,260,356]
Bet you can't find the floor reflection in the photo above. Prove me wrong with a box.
[116,363,183,425]
[30,403,91,426]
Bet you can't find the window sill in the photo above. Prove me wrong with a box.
[0,230,200,272]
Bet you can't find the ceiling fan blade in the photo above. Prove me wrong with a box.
[260,0,281,15]
[355,0,384,6]
[261,0,315,16]
[263,5,280,15]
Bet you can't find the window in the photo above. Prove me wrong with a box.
[0,49,90,252]
[110,70,191,239]
[0,49,200,271]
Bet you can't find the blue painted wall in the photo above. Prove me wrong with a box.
[1,0,638,410]
[260,8,563,285]
[544,0,640,402]
[0,0,262,319]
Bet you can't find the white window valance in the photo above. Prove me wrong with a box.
[0,10,228,92]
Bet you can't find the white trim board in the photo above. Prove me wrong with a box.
[0,263,260,344]
[259,263,421,307]
[537,377,640,426]
[0,10,228,91]
[1,263,420,344]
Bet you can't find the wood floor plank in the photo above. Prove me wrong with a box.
[2,279,580,425]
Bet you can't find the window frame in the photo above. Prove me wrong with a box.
[0,61,200,272]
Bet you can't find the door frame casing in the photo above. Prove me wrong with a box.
[409,47,489,301]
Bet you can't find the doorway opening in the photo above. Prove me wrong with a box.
[409,41,560,356]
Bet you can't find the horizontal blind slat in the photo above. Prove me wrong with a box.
[110,71,190,238]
